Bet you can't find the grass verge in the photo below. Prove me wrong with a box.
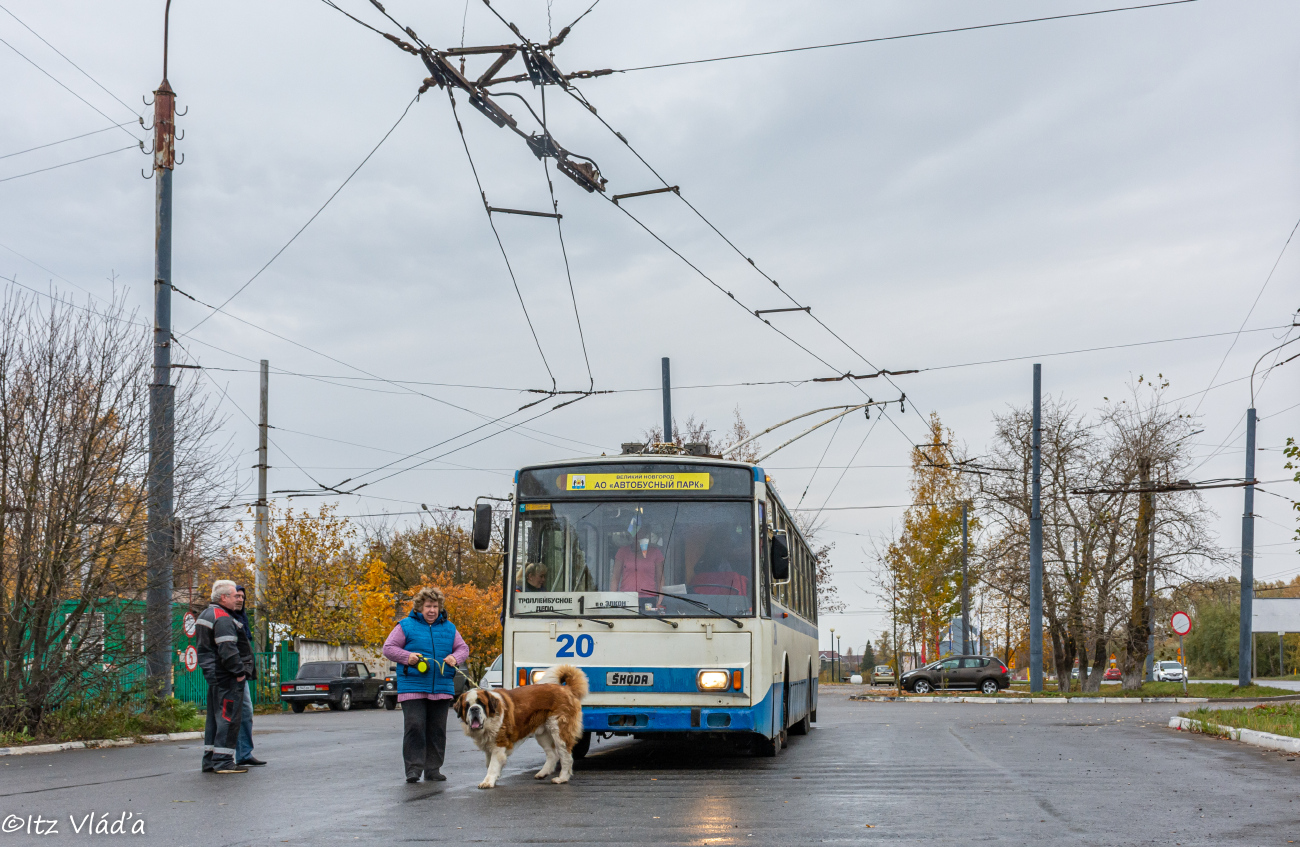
[0,695,202,746]
[933,682,1294,698]
[1180,703,1300,738]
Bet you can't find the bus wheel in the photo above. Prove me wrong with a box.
[572,732,592,760]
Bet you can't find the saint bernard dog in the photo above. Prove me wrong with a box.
[454,664,588,789]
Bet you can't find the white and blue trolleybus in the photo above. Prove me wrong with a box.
[472,453,819,756]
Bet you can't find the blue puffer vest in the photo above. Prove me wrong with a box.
[396,608,459,695]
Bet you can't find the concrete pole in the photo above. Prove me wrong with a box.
[961,502,970,655]
[145,4,177,696]
[254,359,269,652]
[1238,408,1256,688]
[661,357,672,444]
[1029,364,1044,693]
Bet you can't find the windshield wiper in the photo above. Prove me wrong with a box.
[513,609,613,628]
[638,589,744,628]
[616,603,678,628]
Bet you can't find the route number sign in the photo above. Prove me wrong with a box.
[182,612,197,638]
[1170,611,1192,636]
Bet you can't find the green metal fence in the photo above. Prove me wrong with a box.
[173,650,300,709]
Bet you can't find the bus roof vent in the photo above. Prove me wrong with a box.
[620,442,645,455]
[684,442,710,456]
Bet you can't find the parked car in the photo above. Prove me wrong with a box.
[901,655,1011,695]
[1103,666,1121,682]
[870,664,895,686]
[1154,661,1185,682]
[280,661,386,713]
[479,654,503,689]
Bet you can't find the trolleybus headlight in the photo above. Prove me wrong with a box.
[697,670,729,691]
[530,668,549,685]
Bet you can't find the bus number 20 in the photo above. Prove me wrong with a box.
[556,634,594,658]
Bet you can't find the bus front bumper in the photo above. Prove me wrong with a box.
[582,704,760,733]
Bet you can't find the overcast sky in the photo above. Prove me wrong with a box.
[2,0,1297,651]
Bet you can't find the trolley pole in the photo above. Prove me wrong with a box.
[145,1,178,697]
[253,359,269,652]
[1029,364,1044,693]
[661,357,672,444]
[1238,407,1256,688]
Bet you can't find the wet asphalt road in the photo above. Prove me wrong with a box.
[0,688,1297,845]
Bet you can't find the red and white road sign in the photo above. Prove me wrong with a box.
[183,645,198,672]
[1170,611,1192,636]
[182,612,197,638]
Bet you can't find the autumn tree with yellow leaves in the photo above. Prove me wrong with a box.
[880,413,975,664]
[234,503,363,645]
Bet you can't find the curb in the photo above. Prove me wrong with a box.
[0,731,202,757]
[849,695,1209,705]
[1168,716,1300,754]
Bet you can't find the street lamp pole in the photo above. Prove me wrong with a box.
[829,627,835,683]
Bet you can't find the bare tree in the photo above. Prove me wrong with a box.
[979,382,1221,692]
[0,292,230,734]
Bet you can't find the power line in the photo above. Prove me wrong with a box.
[0,121,135,161]
[0,2,142,119]
[0,143,138,184]
[184,93,419,334]
[610,1,1203,74]
[177,330,610,460]
[0,34,141,143]
[1190,216,1300,415]
[925,324,1293,372]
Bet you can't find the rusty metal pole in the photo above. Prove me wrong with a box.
[146,1,177,696]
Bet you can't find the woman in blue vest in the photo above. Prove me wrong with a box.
[381,586,470,782]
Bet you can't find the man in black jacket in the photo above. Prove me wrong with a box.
[196,580,251,774]
[231,586,265,767]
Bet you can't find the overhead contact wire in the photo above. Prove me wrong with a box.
[540,85,594,391]
[445,87,557,392]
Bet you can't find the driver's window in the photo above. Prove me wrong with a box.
[939,659,960,670]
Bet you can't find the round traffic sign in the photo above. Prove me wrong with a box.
[1170,611,1192,636]
[183,612,197,638]
[183,645,198,672]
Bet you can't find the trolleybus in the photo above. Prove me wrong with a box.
[471,452,820,756]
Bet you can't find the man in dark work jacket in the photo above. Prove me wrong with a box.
[196,580,250,774]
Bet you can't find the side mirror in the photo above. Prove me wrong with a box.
[770,531,790,582]
[472,501,493,551]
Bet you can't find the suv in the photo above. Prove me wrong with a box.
[1154,661,1185,682]
[901,655,1011,695]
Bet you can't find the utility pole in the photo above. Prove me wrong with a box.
[254,359,269,652]
[961,502,970,655]
[1144,512,1156,683]
[1029,364,1043,693]
[1239,407,1256,688]
[892,575,900,697]
[145,0,178,697]
[661,357,672,444]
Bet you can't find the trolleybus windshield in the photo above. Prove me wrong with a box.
[511,499,754,618]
